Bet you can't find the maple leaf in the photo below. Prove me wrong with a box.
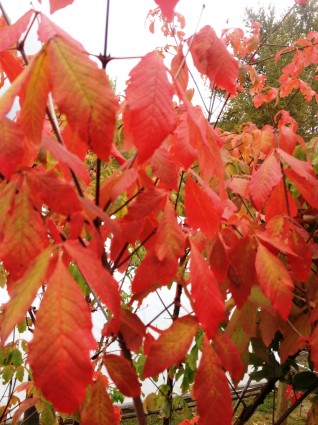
[143,315,198,378]
[81,373,119,425]
[249,152,282,210]
[190,242,224,339]
[0,183,49,280]
[255,242,294,320]
[194,337,233,425]
[28,256,96,413]
[103,354,141,397]
[154,0,179,22]
[0,118,25,179]
[0,10,33,52]
[189,25,238,95]
[47,36,118,162]
[0,248,52,343]
[123,51,176,162]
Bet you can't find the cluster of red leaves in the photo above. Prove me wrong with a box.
[0,1,317,425]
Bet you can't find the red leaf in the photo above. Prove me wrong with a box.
[250,152,282,210]
[171,114,197,169]
[266,179,298,220]
[48,36,118,162]
[125,188,167,221]
[171,43,188,91]
[123,51,176,162]
[310,327,318,372]
[38,14,83,49]
[1,248,52,343]
[149,145,179,190]
[42,134,90,184]
[143,315,198,378]
[154,200,186,263]
[81,373,118,425]
[0,118,25,179]
[64,240,121,327]
[131,250,177,301]
[189,26,238,95]
[255,242,294,320]
[185,176,222,238]
[49,0,75,14]
[103,354,141,397]
[214,332,244,383]
[0,51,24,82]
[0,184,49,280]
[190,243,224,339]
[154,0,179,22]
[295,0,308,5]
[28,256,96,413]
[27,170,82,216]
[228,236,257,308]
[0,10,33,52]
[285,168,318,209]
[194,337,233,425]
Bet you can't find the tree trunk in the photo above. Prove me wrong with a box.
[277,381,288,425]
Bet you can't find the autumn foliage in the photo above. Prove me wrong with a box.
[0,0,317,424]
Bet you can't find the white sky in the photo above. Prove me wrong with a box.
[2,0,294,94]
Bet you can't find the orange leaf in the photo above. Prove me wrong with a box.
[123,51,176,162]
[0,183,49,280]
[103,354,141,397]
[1,248,52,343]
[255,242,294,320]
[194,337,232,425]
[154,0,179,22]
[64,240,121,328]
[190,243,224,339]
[143,315,198,378]
[81,373,119,425]
[48,36,118,161]
[189,26,238,95]
[28,256,96,413]
[0,10,33,52]
[250,152,282,210]
[20,46,51,145]
[0,118,25,179]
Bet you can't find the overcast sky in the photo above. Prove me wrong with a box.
[1,0,294,93]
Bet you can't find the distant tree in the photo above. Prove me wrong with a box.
[219,0,318,137]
